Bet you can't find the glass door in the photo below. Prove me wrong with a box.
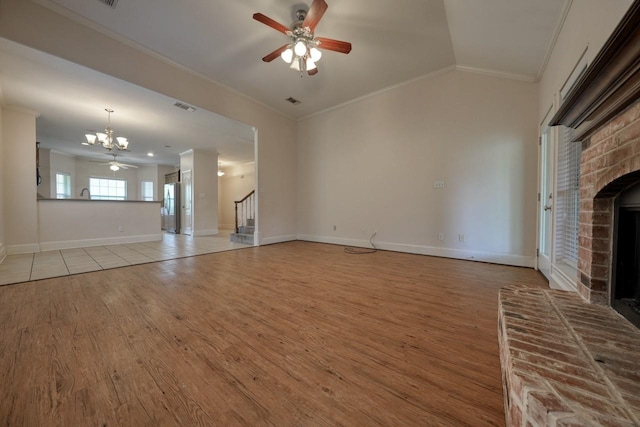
[538,109,555,280]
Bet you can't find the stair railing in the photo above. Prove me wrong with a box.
[234,190,255,234]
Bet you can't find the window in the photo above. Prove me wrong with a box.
[554,52,587,274]
[555,125,580,270]
[141,181,154,201]
[89,177,127,200]
[56,173,71,199]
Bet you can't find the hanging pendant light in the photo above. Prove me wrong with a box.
[83,109,130,151]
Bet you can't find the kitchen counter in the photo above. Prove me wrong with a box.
[38,198,160,203]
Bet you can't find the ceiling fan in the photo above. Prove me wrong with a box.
[253,0,352,75]
[94,153,139,171]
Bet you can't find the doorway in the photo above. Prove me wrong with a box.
[538,108,555,280]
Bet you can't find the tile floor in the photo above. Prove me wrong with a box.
[0,231,252,286]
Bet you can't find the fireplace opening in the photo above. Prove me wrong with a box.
[613,183,640,329]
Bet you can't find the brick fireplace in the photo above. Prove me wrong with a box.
[577,99,640,307]
[498,2,640,426]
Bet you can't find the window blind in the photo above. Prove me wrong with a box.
[555,125,580,268]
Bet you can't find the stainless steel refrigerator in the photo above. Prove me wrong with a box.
[163,182,180,233]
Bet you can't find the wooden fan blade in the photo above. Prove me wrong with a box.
[262,45,289,62]
[302,0,328,32]
[316,37,352,54]
[253,13,289,34]
[308,68,319,76]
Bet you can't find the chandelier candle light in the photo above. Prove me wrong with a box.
[83,108,129,151]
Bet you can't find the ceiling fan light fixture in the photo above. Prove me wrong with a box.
[306,58,317,71]
[290,57,301,71]
[294,40,307,56]
[217,170,225,177]
[310,47,322,62]
[281,46,294,63]
[110,164,120,171]
[254,0,352,76]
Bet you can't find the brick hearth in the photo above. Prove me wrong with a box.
[498,285,640,426]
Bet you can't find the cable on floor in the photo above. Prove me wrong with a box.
[344,231,377,255]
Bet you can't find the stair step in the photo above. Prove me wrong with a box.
[239,226,255,234]
[230,233,254,245]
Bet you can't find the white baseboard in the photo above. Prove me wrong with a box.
[0,244,6,263]
[193,228,219,237]
[39,234,162,251]
[259,234,297,246]
[550,265,579,292]
[7,243,41,255]
[296,234,536,268]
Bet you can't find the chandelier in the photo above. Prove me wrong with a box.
[83,108,129,151]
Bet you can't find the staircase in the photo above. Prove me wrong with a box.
[230,218,254,244]
[230,190,255,245]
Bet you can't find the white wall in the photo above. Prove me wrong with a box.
[2,107,39,254]
[0,0,297,246]
[298,70,538,267]
[38,199,161,250]
[192,149,218,236]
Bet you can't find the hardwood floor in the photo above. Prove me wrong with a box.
[0,241,547,426]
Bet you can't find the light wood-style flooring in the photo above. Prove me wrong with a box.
[0,241,547,426]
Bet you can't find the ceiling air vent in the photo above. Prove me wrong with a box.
[173,101,197,112]
[286,97,301,105]
[97,0,119,8]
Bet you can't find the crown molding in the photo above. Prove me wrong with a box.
[454,65,536,83]
[536,0,574,81]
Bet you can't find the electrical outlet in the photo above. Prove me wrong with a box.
[118,225,124,232]
[458,234,465,242]
[433,181,445,189]
[438,233,444,241]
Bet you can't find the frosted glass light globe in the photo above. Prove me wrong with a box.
[280,47,294,64]
[310,47,322,62]
[294,40,307,56]
[306,58,317,71]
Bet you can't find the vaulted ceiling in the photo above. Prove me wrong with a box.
[0,0,569,165]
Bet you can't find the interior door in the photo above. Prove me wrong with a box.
[182,170,193,236]
[538,109,555,280]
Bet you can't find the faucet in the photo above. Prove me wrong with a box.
[80,188,90,199]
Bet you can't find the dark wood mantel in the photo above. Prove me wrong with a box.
[549,0,640,141]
